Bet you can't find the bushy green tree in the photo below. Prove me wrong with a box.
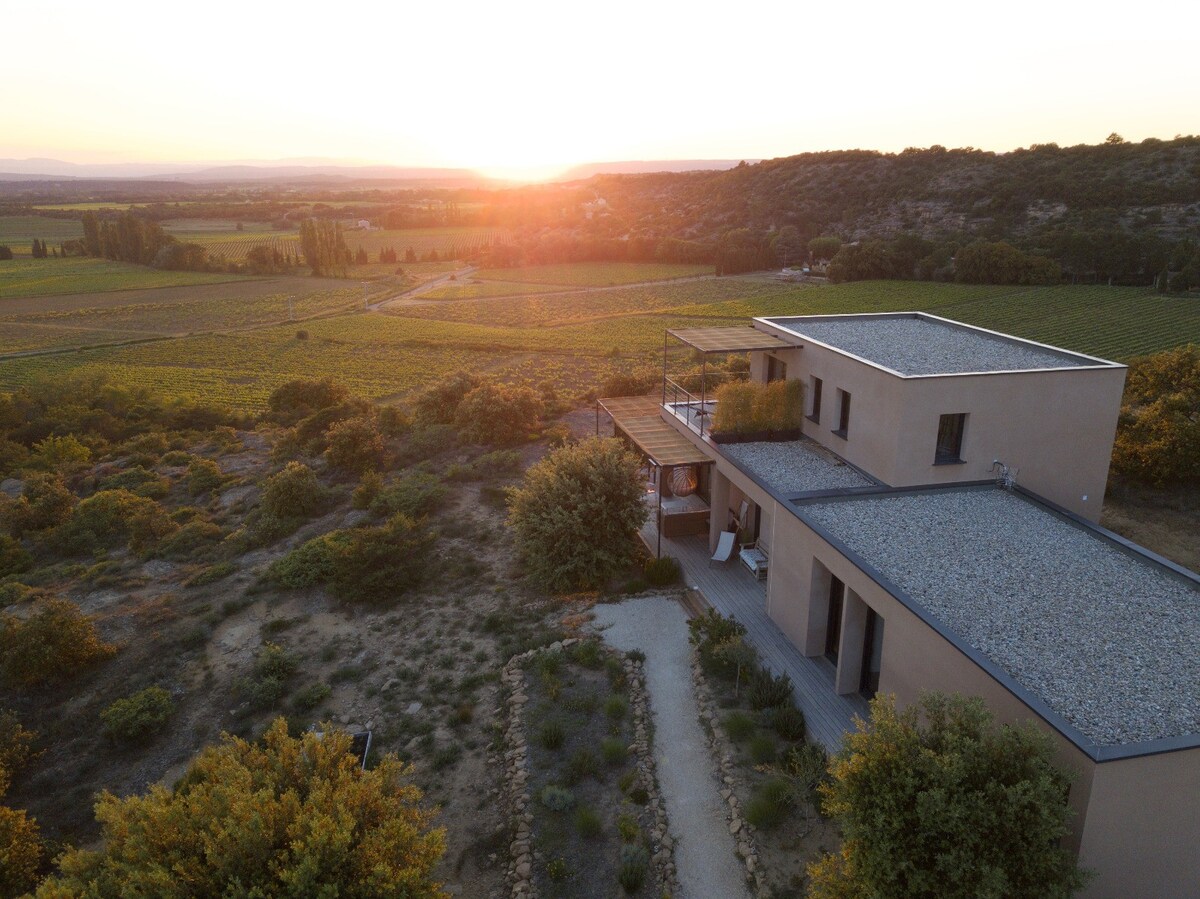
[454,383,543,445]
[506,438,646,591]
[0,599,116,688]
[266,378,349,425]
[808,693,1087,899]
[1111,345,1200,486]
[0,711,41,899]
[412,371,483,424]
[298,218,350,277]
[101,687,174,743]
[51,489,177,555]
[33,719,445,898]
[260,462,324,520]
[328,514,436,603]
[325,417,385,473]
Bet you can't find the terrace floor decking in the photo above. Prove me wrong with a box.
[639,515,868,752]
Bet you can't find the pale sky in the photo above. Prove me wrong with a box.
[4,0,1197,179]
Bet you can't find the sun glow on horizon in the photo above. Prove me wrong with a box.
[1,1,1197,170]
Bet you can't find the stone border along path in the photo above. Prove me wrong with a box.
[591,598,753,899]
[499,637,679,899]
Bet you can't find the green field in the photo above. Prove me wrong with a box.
[0,257,253,299]
[0,215,85,253]
[0,274,1196,412]
[472,262,712,286]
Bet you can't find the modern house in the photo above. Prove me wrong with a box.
[598,312,1199,899]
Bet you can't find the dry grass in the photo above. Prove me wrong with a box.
[1101,485,1200,573]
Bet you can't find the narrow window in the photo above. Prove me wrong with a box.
[825,576,845,663]
[859,609,884,698]
[834,389,851,438]
[808,376,823,422]
[934,413,966,464]
[766,355,787,383]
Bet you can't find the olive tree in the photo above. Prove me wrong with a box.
[507,437,646,591]
[809,693,1088,899]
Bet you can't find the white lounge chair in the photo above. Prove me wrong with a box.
[710,530,737,567]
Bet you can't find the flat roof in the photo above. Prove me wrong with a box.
[719,438,875,496]
[668,326,791,354]
[793,486,1200,751]
[760,312,1120,376]
[599,395,712,467]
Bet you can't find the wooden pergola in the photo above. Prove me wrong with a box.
[666,326,791,354]
[595,395,710,467]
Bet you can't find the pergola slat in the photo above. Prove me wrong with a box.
[598,395,712,467]
[667,326,791,353]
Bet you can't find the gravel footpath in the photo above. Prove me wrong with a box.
[721,439,874,495]
[592,598,751,899]
[800,488,1200,745]
[768,315,1092,374]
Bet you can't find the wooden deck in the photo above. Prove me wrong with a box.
[640,516,868,752]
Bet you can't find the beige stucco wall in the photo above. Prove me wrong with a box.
[1075,748,1200,899]
[766,509,1198,897]
[749,337,1126,521]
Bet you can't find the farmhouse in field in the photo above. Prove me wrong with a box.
[598,312,1199,899]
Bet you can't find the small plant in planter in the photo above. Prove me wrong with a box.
[723,710,756,742]
[565,747,600,784]
[618,844,650,893]
[574,806,603,839]
[748,668,794,711]
[617,812,642,843]
[604,694,628,720]
[539,784,575,811]
[546,858,571,881]
[601,736,628,765]
[537,720,566,750]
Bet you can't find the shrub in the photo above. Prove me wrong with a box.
[0,598,116,687]
[712,379,803,434]
[185,560,236,587]
[157,519,223,561]
[351,471,383,509]
[618,844,649,893]
[600,737,628,765]
[99,466,169,498]
[326,514,436,603]
[776,742,829,809]
[770,704,806,742]
[30,434,91,472]
[688,609,746,656]
[455,383,544,445]
[570,639,603,668]
[399,423,457,464]
[1111,345,1200,486]
[33,719,445,896]
[546,858,570,881]
[50,489,178,555]
[723,711,755,742]
[627,785,649,804]
[268,531,350,589]
[749,732,778,764]
[538,784,575,812]
[266,379,349,424]
[412,371,483,424]
[0,711,37,795]
[748,668,794,711]
[0,535,31,578]
[369,473,447,519]
[808,693,1086,899]
[574,806,602,839]
[3,473,75,536]
[537,720,566,750]
[238,643,297,710]
[260,462,324,520]
[745,778,791,829]
[506,438,647,591]
[101,687,174,743]
[445,449,522,481]
[604,694,627,720]
[186,458,224,494]
[325,417,385,473]
[642,554,681,587]
[565,748,599,784]
[0,805,42,898]
[292,683,332,713]
[616,812,640,843]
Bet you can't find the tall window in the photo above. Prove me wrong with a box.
[766,356,787,383]
[935,413,967,464]
[809,376,823,422]
[825,576,845,663]
[834,389,851,438]
[860,609,884,698]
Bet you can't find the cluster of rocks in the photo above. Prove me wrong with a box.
[497,639,679,899]
[690,650,764,892]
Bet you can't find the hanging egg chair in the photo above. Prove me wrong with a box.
[670,465,698,497]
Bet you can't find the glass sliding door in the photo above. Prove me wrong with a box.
[825,576,845,664]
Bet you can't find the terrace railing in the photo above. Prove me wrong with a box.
[663,376,716,437]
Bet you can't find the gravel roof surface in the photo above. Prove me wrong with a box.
[767,315,1097,375]
[720,439,875,495]
[798,488,1200,746]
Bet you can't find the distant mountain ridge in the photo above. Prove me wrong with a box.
[0,157,752,184]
